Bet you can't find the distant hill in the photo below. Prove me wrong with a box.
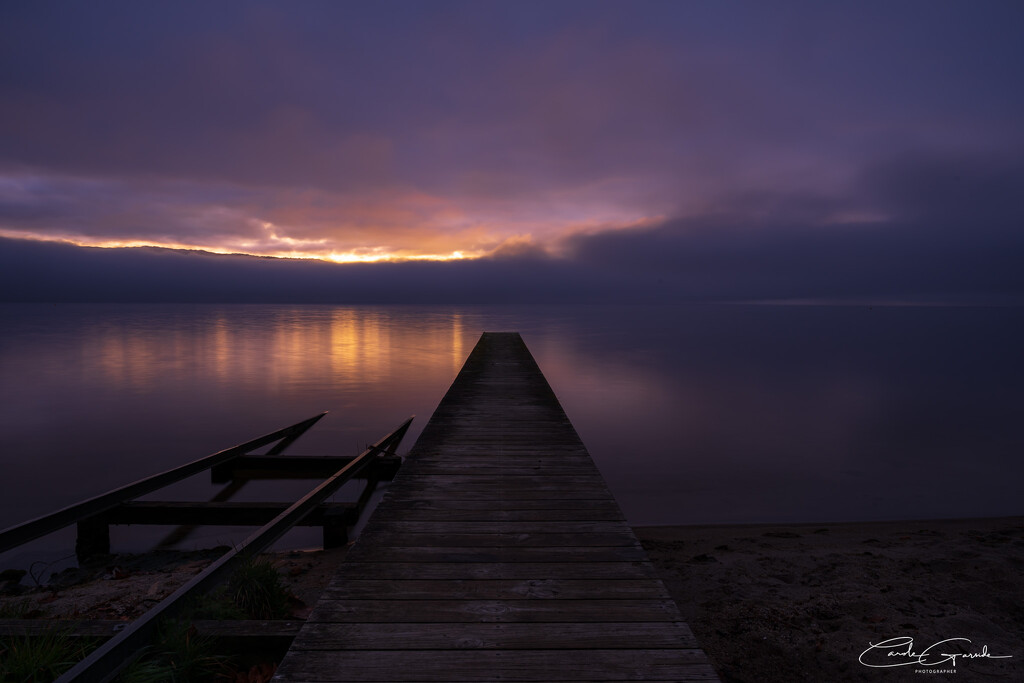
[0,237,608,304]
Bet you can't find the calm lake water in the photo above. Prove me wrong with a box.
[2,303,1022,572]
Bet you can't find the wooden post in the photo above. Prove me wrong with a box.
[322,510,349,548]
[75,517,109,562]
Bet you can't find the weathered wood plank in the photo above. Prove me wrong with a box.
[356,529,637,546]
[328,562,659,581]
[410,448,590,458]
[387,474,610,487]
[291,621,698,650]
[402,468,603,479]
[361,520,631,535]
[367,507,625,522]
[322,579,670,600]
[354,531,640,548]
[275,649,720,681]
[382,488,617,500]
[308,599,681,623]
[344,545,649,563]
[404,461,599,472]
[377,498,623,512]
[388,483,611,495]
[397,474,607,484]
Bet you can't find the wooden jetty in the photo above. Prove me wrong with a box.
[275,332,720,682]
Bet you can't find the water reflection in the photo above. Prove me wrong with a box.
[0,306,472,530]
[1,303,1022,569]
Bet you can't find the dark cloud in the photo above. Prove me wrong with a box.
[0,175,257,242]
[565,150,1024,303]
[859,151,1024,232]
[3,150,1022,305]
[3,2,1023,197]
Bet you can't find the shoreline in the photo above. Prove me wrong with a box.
[3,516,1021,681]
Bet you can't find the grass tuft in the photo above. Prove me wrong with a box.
[226,557,291,620]
[117,619,228,682]
[0,628,98,683]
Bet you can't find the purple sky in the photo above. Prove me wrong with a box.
[2,1,1023,302]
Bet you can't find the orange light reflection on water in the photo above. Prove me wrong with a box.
[77,307,475,407]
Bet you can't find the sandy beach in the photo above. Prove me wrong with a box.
[637,517,1023,682]
[3,517,1021,681]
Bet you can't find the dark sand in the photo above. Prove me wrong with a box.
[636,517,1023,682]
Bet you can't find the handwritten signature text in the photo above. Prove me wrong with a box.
[859,636,1012,669]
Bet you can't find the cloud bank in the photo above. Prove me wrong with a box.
[1,2,1023,304]
[3,148,1021,305]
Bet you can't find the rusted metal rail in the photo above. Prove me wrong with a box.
[0,413,327,554]
[1,413,413,683]
[47,415,413,683]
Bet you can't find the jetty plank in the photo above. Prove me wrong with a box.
[367,507,626,522]
[376,493,614,509]
[360,520,633,534]
[321,579,670,600]
[274,332,719,682]
[377,497,624,512]
[279,649,719,681]
[357,533,639,548]
[306,599,683,623]
[342,544,650,563]
[296,621,698,649]
[329,561,660,581]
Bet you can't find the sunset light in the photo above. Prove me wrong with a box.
[0,227,490,264]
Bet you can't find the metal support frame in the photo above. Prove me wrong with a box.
[0,413,327,553]
[54,415,413,683]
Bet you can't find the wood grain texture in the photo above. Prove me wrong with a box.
[292,622,698,650]
[321,579,670,600]
[367,507,626,522]
[274,332,719,682]
[326,562,660,581]
[355,531,640,547]
[377,498,623,511]
[343,544,649,563]
[361,520,633,534]
[275,649,720,681]
[306,599,683,623]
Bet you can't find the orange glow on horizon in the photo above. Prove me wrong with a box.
[0,228,486,264]
[0,204,664,264]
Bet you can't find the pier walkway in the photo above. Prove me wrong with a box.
[274,332,719,682]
